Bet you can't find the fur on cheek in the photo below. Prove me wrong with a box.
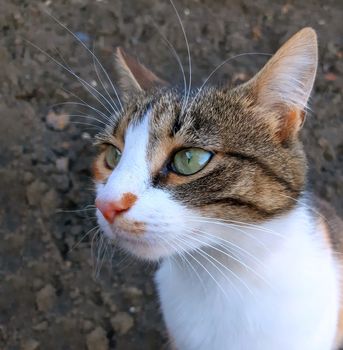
[92,155,111,183]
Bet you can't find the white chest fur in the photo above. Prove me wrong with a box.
[155,206,340,350]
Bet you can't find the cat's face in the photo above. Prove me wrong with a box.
[93,28,317,260]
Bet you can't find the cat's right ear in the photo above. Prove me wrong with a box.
[115,47,168,99]
[246,27,318,141]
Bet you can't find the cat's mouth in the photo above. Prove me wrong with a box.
[114,217,146,236]
[106,223,178,260]
[114,229,172,260]
[102,216,158,248]
[102,221,154,257]
[96,209,183,260]
[97,208,146,237]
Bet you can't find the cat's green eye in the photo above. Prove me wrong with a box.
[171,148,213,176]
[104,145,121,169]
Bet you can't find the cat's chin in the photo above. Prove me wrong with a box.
[117,236,174,261]
[100,225,175,260]
[97,217,180,261]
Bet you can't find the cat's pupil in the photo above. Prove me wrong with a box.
[185,151,192,164]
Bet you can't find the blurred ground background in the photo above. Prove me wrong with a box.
[0,0,342,349]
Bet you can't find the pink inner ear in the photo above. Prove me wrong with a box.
[276,109,305,142]
[249,28,317,112]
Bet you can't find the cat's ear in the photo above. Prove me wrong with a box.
[248,27,318,140]
[115,47,168,97]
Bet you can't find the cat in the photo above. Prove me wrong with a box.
[93,27,343,350]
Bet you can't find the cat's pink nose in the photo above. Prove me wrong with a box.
[95,193,137,224]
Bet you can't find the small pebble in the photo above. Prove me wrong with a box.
[55,157,69,172]
[124,286,143,299]
[21,338,40,350]
[51,174,70,192]
[86,327,109,350]
[111,312,134,335]
[70,288,80,300]
[40,189,60,216]
[26,180,48,206]
[46,110,70,131]
[23,172,34,184]
[82,320,94,332]
[101,292,117,313]
[33,321,48,331]
[36,284,57,312]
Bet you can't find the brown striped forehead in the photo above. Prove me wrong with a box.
[102,86,273,153]
[98,85,304,172]
[143,87,273,170]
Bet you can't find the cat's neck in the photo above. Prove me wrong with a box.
[161,203,320,290]
[155,200,339,350]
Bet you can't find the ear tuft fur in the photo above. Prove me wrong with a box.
[115,47,168,96]
[251,27,318,111]
[247,27,318,141]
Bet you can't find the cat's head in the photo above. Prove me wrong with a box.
[93,28,317,260]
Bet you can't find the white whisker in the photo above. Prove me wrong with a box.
[94,233,106,278]
[187,227,267,268]
[280,193,336,232]
[66,113,109,127]
[45,11,124,113]
[185,215,285,238]
[69,226,99,252]
[175,237,231,299]
[26,40,116,116]
[187,52,272,112]
[91,45,121,117]
[169,0,192,114]
[91,229,101,277]
[175,235,243,300]
[96,237,110,278]
[52,42,120,116]
[56,205,96,214]
[186,218,270,249]
[151,20,187,105]
[69,121,103,131]
[165,236,208,294]
[56,91,114,123]
[185,229,272,290]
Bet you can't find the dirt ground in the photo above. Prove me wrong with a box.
[0,0,342,349]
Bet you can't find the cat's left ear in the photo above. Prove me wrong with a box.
[115,47,168,97]
[247,27,318,140]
